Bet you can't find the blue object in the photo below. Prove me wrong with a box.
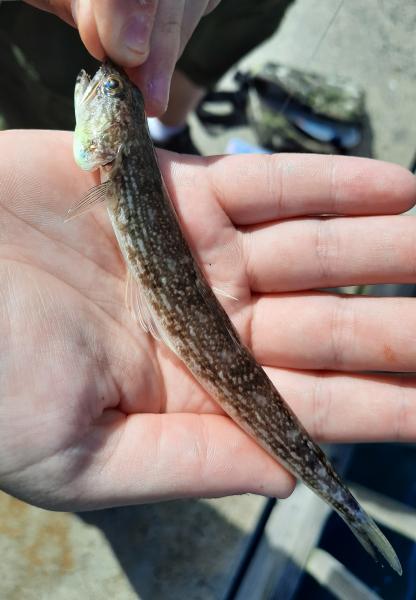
[226,138,271,154]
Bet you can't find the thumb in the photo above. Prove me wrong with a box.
[74,0,158,66]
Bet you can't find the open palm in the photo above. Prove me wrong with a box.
[1,129,416,511]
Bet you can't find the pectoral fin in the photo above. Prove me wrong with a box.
[65,182,112,221]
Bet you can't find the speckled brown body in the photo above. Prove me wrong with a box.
[108,76,355,514]
[73,62,401,573]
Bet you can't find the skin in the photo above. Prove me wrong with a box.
[24,0,221,116]
[159,69,205,127]
[1,129,416,511]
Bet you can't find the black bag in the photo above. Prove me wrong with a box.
[196,62,366,154]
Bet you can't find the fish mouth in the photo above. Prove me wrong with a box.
[74,70,91,106]
[75,68,104,108]
[82,80,100,104]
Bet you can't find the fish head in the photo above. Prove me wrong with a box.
[73,61,139,171]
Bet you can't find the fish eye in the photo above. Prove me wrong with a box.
[103,76,123,96]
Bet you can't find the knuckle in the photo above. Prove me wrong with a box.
[266,154,284,217]
[395,375,412,441]
[314,218,339,284]
[160,17,182,37]
[329,296,355,369]
[310,372,332,439]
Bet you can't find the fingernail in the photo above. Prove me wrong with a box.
[121,14,152,62]
[148,75,169,115]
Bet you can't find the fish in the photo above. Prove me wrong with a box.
[70,60,401,575]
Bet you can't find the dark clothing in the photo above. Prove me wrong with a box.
[0,0,294,130]
[178,0,294,87]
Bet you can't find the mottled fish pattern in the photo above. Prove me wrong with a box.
[72,61,401,575]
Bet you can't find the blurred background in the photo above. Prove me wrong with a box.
[1,1,416,598]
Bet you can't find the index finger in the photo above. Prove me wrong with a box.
[206,154,416,225]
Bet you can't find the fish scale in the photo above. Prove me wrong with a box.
[71,60,401,575]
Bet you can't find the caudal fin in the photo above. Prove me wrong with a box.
[341,508,402,575]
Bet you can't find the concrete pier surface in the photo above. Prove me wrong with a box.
[0,492,265,599]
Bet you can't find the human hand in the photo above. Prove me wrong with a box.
[24,0,220,115]
[1,129,416,511]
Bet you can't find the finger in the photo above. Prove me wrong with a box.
[71,411,294,509]
[206,154,416,225]
[67,371,416,511]
[86,0,157,66]
[244,214,416,292]
[263,367,416,444]
[73,0,104,61]
[251,292,416,372]
[178,1,213,57]
[129,0,186,115]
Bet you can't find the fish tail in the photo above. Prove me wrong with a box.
[339,503,402,575]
